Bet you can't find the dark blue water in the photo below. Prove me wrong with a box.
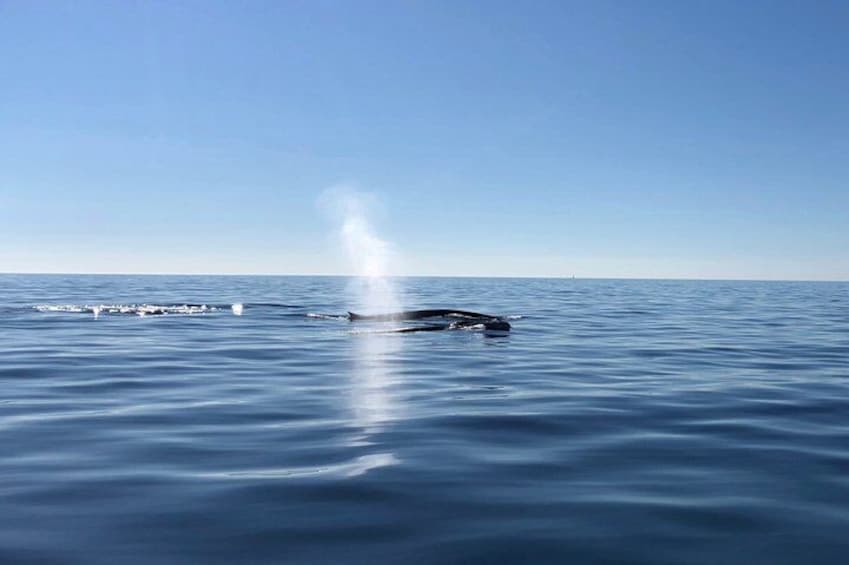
[2,275,848,564]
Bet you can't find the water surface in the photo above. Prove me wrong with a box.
[2,275,848,563]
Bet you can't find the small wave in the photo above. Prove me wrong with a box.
[197,453,399,480]
[348,327,410,335]
[306,313,349,321]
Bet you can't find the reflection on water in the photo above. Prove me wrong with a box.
[351,331,402,430]
[351,333,403,441]
[346,328,403,474]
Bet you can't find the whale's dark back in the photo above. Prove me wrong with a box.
[346,309,511,332]
[347,309,499,322]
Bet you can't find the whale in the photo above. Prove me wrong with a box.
[347,309,511,333]
[347,309,501,321]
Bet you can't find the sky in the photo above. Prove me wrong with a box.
[1,0,847,280]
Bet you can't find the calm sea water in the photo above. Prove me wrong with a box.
[2,274,848,564]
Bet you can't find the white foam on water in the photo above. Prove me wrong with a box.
[34,304,221,316]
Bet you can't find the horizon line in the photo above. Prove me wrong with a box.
[1,271,846,283]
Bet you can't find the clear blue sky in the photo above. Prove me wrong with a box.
[2,0,847,279]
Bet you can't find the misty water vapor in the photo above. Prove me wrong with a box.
[319,186,402,315]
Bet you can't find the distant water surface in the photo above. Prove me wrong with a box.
[2,275,848,564]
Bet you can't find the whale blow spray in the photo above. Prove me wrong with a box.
[320,186,401,314]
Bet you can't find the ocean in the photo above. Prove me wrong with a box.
[2,274,848,564]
